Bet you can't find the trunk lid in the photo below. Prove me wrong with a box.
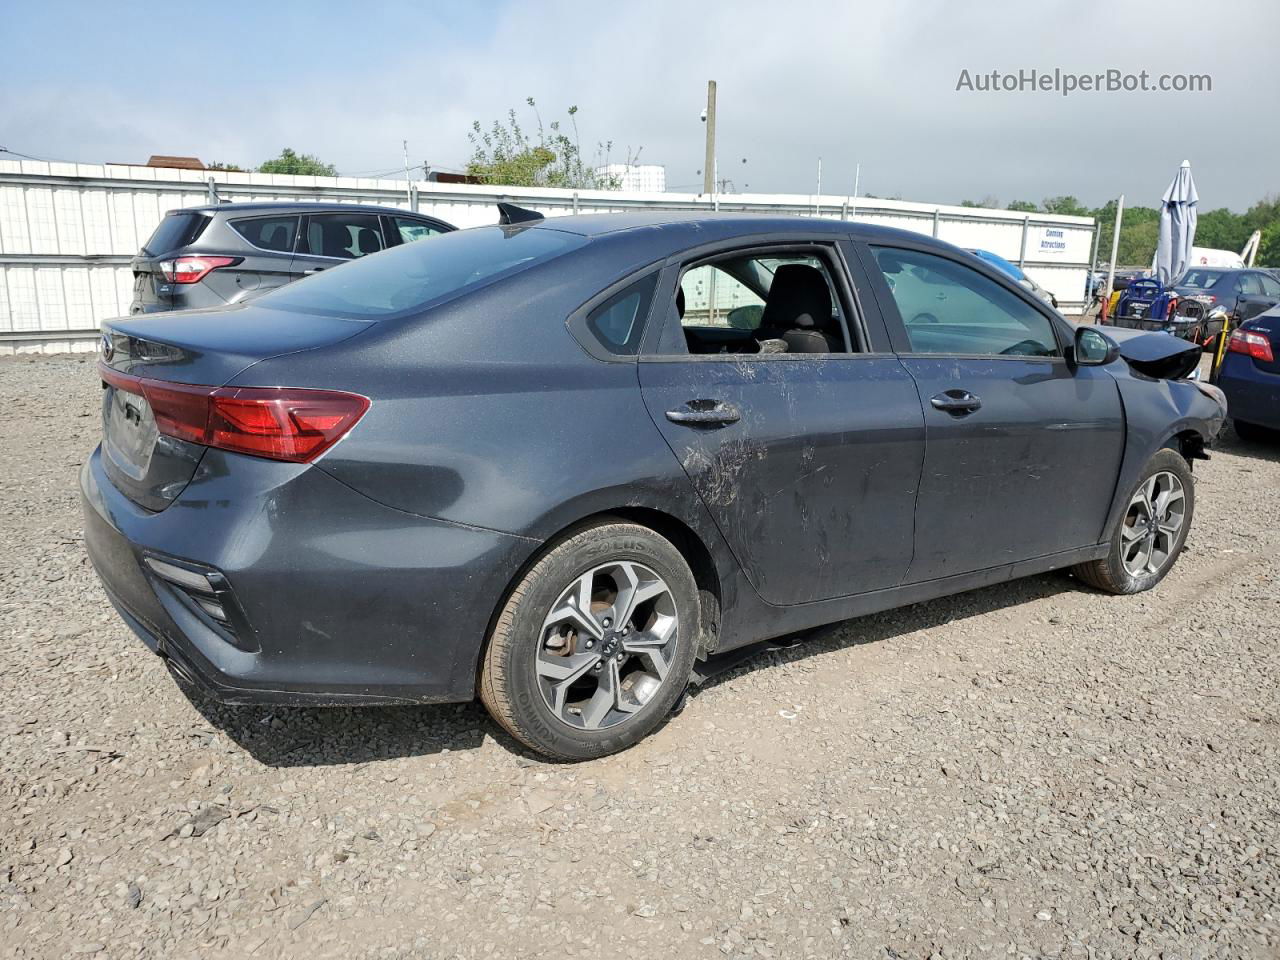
[129,257,171,312]
[98,303,374,510]
[130,211,214,312]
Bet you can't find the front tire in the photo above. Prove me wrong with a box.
[1072,449,1195,595]
[479,521,700,760]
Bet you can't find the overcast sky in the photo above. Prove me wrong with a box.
[3,0,1277,211]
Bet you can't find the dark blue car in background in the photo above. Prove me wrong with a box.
[1217,305,1280,440]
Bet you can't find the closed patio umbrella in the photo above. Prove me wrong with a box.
[1155,160,1198,286]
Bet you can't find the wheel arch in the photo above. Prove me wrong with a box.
[469,505,726,695]
[1166,427,1209,463]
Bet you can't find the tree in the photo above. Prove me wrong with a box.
[207,161,245,172]
[1196,207,1250,254]
[1257,223,1280,268]
[1042,195,1090,217]
[1006,200,1038,213]
[466,99,628,190]
[258,148,337,177]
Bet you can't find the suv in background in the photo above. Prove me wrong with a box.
[129,202,455,314]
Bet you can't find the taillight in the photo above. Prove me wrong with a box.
[99,363,369,462]
[1228,329,1275,363]
[158,255,239,284]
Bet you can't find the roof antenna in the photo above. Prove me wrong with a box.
[497,202,545,225]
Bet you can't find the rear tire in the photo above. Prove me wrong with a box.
[1234,419,1275,443]
[479,521,699,761]
[1072,449,1195,595]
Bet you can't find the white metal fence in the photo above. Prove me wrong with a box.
[0,160,1095,353]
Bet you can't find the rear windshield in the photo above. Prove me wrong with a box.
[256,225,587,320]
[142,212,210,255]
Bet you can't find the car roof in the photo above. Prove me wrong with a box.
[175,201,433,217]
[965,248,1025,280]
[528,211,953,249]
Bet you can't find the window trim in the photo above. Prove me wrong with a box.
[858,240,1069,360]
[640,240,870,360]
[565,265,664,363]
[227,214,302,256]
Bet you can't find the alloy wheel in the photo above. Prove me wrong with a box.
[536,561,678,730]
[1120,471,1186,577]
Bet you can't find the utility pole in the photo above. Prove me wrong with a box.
[402,140,411,206]
[815,157,822,215]
[703,81,717,197]
[1103,194,1125,321]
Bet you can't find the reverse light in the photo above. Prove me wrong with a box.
[99,363,369,462]
[158,255,239,284]
[1228,329,1275,363]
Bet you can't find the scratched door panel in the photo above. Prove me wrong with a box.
[638,355,925,606]
[900,357,1124,582]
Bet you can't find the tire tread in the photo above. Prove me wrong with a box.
[479,521,693,761]
[1071,449,1194,595]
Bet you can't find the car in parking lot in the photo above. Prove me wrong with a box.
[129,202,454,314]
[1216,304,1280,441]
[83,210,1226,760]
[966,248,1059,308]
[1172,267,1280,347]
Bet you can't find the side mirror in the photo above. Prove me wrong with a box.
[1073,326,1119,366]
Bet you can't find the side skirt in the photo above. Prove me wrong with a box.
[707,542,1110,672]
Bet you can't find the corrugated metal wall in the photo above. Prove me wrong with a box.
[0,160,1095,353]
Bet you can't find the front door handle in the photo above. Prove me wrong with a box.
[929,390,982,415]
[666,399,742,426]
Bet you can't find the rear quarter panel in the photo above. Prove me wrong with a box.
[228,235,734,578]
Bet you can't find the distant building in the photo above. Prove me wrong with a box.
[145,155,205,170]
[427,170,483,185]
[596,163,666,193]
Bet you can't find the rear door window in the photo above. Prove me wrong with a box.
[230,216,299,253]
[303,213,385,260]
[1239,273,1265,296]
[668,248,853,355]
[871,246,1059,357]
[142,212,210,255]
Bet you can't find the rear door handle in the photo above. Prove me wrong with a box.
[665,400,742,426]
[929,390,982,415]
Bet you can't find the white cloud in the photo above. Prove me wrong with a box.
[4,0,1277,209]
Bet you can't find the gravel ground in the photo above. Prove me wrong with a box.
[2,353,1278,960]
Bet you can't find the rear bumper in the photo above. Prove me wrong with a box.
[81,446,537,705]
[129,281,227,315]
[1218,354,1280,429]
